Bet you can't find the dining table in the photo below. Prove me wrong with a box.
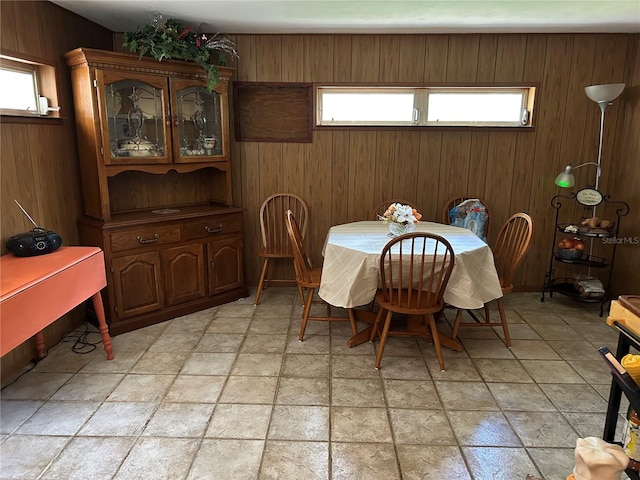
[318,220,504,347]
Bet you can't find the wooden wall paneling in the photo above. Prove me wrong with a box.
[350,35,381,82]
[378,35,401,82]
[13,1,46,56]
[417,131,443,222]
[332,35,352,82]
[394,131,422,206]
[304,35,334,82]
[236,35,258,81]
[476,34,498,83]
[256,35,282,82]
[398,35,426,82]
[374,131,398,207]
[305,131,333,264]
[446,35,479,82]
[348,131,378,222]
[282,35,305,82]
[494,35,526,81]
[227,35,244,209]
[0,1,18,51]
[423,35,449,82]
[437,132,472,215]
[241,142,261,285]
[331,131,351,226]
[527,34,575,289]
[468,132,490,206]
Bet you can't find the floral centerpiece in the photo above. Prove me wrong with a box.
[378,203,422,236]
[123,15,238,92]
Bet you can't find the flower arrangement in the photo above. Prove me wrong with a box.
[378,203,422,225]
[123,15,239,92]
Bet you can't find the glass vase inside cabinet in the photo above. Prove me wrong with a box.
[172,79,227,163]
[100,72,170,165]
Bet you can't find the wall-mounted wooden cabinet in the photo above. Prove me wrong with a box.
[66,48,247,335]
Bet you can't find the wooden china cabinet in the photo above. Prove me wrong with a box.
[65,48,247,335]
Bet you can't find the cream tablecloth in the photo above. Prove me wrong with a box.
[319,221,503,309]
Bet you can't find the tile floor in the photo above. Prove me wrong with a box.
[0,288,633,480]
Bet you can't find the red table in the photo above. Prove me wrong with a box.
[1,246,113,360]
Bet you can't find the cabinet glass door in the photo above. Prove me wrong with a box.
[99,71,170,165]
[172,79,227,162]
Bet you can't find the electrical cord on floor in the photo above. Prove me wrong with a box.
[63,322,103,354]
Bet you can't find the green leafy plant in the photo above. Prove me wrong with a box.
[123,16,238,92]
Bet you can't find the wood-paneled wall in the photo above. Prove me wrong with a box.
[0,1,113,382]
[228,33,639,296]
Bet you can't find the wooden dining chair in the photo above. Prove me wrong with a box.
[371,199,418,221]
[285,210,357,341]
[255,193,309,305]
[451,212,533,347]
[441,195,491,241]
[369,232,456,371]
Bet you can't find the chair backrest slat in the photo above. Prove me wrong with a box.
[379,233,455,311]
[260,193,308,249]
[493,212,533,292]
[285,210,313,284]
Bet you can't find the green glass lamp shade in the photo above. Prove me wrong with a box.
[555,165,575,188]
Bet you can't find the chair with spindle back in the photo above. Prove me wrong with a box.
[441,195,491,242]
[254,193,308,305]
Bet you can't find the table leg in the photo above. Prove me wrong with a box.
[34,332,46,359]
[347,309,378,347]
[92,292,114,360]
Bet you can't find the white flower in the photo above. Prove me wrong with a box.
[378,203,421,225]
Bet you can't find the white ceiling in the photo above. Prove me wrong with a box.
[51,0,640,34]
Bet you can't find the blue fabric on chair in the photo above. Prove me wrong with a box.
[448,198,489,243]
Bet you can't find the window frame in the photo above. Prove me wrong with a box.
[0,50,61,121]
[315,83,537,131]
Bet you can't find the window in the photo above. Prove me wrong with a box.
[316,85,535,128]
[0,53,59,118]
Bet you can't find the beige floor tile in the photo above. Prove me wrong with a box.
[462,446,541,480]
[285,334,331,354]
[0,435,69,480]
[252,304,295,319]
[331,336,375,355]
[374,336,422,356]
[449,410,521,447]
[110,327,163,351]
[383,379,442,409]
[206,404,272,439]
[218,376,278,403]
[397,445,470,480]
[268,405,329,441]
[16,401,100,435]
[494,323,542,340]
[105,373,173,402]
[240,334,288,353]
[517,309,567,324]
[142,402,214,437]
[113,437,199,480]
[31,344,97,373]
[0,400,43,434]
[164,375,226,403]
[460,339,516,359]
[426,356,483,381]
[520,359,586,383]
[188,439,264,480]
[276,377,330,405]
[377,355,431,380]
[131,351,189,374]
[50,373,123,401]
[331,406,393,442]
[1,372,73,400]
[472,358,534,383]
[529,323,583,340]
[547,339,602,361]
[181,352,236,375]
[504,411,578,447]
[163,315,211,334]
[195,333,244,352]
[148,332,202,352]
[509,339,562,360]
[40,436,135,480]
[564,412,626,439]
[331,354,380,378]
[538,383,608,412]
[80,350,143,373]
[435,381,498,411]
[332,442,401,480]
[260,440,328,480]
[248,317,292,335]
[526,447,576,480]
[332,377,385,407]
[231,353,284,376]
[486,383,557,412]
[568,359,615,384]
[78,401,157,436]
[390,408,456,444]
[216,304,256,318]
[206,316,251,333]
[282,353,330,377]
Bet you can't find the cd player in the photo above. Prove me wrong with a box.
[5,200,63,257]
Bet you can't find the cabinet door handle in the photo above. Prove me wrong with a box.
[165,115,172,127]
[205,224,223,234]
[210,260,215,269]
[136,233,159,244]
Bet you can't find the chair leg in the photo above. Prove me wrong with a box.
[484,303,491,323]
[369,307,385,342]
[254,258,270,305]
[451,308,463,340]
[347,308,358,336]
[297,284,305,306]
[374,310,393,370]
[497,297,511,347]
[427,313,445,371]
[298,287,315,342]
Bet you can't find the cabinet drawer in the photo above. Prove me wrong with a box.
[183,215,241,240]
[111,225,181,252]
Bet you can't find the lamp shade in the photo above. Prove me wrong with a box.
[584,83,625,103]
[555,165,575,188]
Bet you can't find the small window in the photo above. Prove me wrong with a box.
[316,85,535,128]
[0,54,60,118]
